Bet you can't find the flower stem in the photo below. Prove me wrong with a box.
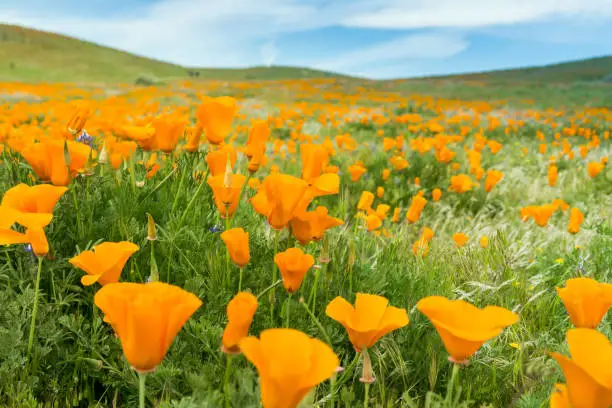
[27,256,44,359]
[171,155,189,214]
[257,280,282,300]
[307,265,321,310]
[285,294,292,328]
[139,372,147,408]
[299,299,332,345]
[364,382,370,408]
[269,230,280,320]
[238,267,244,292]
[445,363,460,404]
[129,155,137,195]
[71,185,82,240]
[224,355,233,408]
[177,167,209,229]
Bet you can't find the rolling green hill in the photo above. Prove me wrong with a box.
[0,24,349,83]
[414,56,612,83]
[1,23,611,86]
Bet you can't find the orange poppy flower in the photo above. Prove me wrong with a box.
[389,155,409,171]
[551,329,612,408]
[357,191,375,212]
[274,247,314,293]
[309,173,340,197]
[184,123,204,153]
[240,328,339,408]
[152,114,186,153]
[417,296,519,363]
[196,96,238,145]
[479,236,489,248]
[382,168,391,181]
[207,173,247,218]
[0,206,31,247]
[520,204,556,227]
[21,140,94,186]
[220,228,250,268]
[348,163,367,182]
[301,144,329,183]
[406,195,427,223]
[549,384,570,408]
[290,206,343,245]
[116,125,157,151]
[548,164,558,187]
[251,173,309,230]
[2,183,67,215]
[376,186,384,198]
[94,282,202,373]
[412,226,434,256]
[326,293,409,352]
[245,120,270,158]
[484,170,503,192]
[432,188,442,202]
[449,174,474,193]
[556,277,612,329]
[391,207,401,223]
[568,208,584,234]
[222,292,257,354]
[587,161,604,178]
[69,242,139,286]
[374,204,390,220]
[206,145,237,177]
[362,213,381,231]
[452,233,469,247]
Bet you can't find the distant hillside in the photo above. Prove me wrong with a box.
[0,24,349,83]
[416,56,612,83]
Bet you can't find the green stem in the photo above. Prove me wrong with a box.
[285,294,292,328]
[334,353,360,391]
[308,266,321,310]
[150,240,160,282]
[445,363,460,404]
[330,373,337,408]
[364,382,370,408]
[139,372,147,408]
[177,168,209,229]
[71,185,82,240]
[238,267,244,292]
[269,230,280,321]
[299,299,332,345]
[129,155,137,195]
[224,355,233,408]
[257,280,282,300]
[27,256,44,359]
[171,163,188,214]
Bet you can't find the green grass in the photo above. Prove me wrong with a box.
[0,79,610,408]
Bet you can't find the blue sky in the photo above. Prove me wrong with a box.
[2,0,612,79]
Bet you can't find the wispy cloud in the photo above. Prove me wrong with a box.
[1,0,612,77]
[342,0,612,29]
[315,32,469,76]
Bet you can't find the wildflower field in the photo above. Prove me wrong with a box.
[0,77,611,408]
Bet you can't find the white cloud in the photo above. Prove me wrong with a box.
[260,41,279,67]
[1,0,612,74]
[315,32,469,74]
[0,0,336,66]
[342,0,612,29]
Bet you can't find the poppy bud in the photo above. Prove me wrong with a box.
[146,213,157,241]
[359,348,375,384]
